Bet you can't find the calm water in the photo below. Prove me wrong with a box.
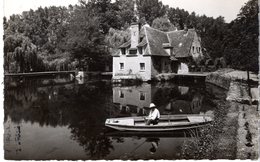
[4,75,223,160]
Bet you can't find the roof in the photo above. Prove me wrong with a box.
[119,40,131,48]
[144,26,169,56]
[162,43,173,48]
[167,29,196,58]
[137,37,147,47]
[114,26,197,58]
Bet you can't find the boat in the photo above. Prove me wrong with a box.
[105,114,213,132]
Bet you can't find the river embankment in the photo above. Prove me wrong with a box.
[205,68,259,159]
[206,68,258,103]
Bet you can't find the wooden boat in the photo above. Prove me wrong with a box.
[105,114,212,132]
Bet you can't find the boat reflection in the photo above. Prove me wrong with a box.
[105,128,198,138]
[104,128,204,159]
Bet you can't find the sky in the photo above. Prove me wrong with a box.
[162,0,248,22]
[3,0,249,22]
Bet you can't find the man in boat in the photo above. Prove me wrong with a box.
[145,103,160,125]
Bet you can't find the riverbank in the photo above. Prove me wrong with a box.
[205,68,259,159]
[212,100,258,159]
[206,68,259,103]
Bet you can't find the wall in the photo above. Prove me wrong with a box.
[151,56,171,78]
[112,55,152,81]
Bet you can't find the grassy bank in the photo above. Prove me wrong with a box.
[180,95,238,159]
[203,69,259,159]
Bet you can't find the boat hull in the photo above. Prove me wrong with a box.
[105,114,212,132]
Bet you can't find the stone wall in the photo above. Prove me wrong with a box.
[205,68,234,90]
[206,68,258,105]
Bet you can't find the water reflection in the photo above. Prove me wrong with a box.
[4,76,216,160]
[113,82,211,117]
[147,138,159,154]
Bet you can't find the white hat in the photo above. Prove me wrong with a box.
[149,103,156,108]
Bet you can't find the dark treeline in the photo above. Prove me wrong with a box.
[3,0,258,73]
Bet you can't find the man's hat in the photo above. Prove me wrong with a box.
[149,103,156,108]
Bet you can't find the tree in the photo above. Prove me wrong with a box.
[66,5,107,71]
[4,34,45,72]
[152,16,176,32]
[223,0,258,72]
[167,7,189,30]
[137,0,167,25]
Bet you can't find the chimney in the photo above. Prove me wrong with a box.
[130,23,139,49]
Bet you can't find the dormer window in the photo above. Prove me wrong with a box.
[163,43,173,55]
[129,48,137,55]
[121,48,126,55]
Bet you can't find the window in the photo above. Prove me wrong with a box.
[140,63,145,71]
[192,46,195,53]
[129,49,137,55]
[198,47,201,53]
[119,90,124,98]
[139,92,145,101]
[120,63,124,70]
[121,48,126,55]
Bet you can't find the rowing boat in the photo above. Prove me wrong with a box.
[105,114,212,132]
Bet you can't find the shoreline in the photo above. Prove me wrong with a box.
[205,68,259,159]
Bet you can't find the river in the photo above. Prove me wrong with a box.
[4,75,224,160]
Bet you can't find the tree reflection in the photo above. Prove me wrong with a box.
[5,76,116,159]
[4,77,214,159]
[152,83,208,114]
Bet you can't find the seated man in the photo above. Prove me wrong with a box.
[145,103,160,125]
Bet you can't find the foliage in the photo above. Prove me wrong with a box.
[65,5,107,70]
[151,17,176,32]
[105,28,130,53]
[4,33,45,72]
[4,6,72,72]
[137,0,167,25]
[222,0,258,72]
[3,0,258,73]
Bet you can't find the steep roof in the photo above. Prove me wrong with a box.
[144,27,169,56]
[167,29,196,58]
[137,37,147,47]
[119,40,131,48]
[114,26,197,58]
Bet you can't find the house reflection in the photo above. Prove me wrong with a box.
[113,83,205,116]
[113,83,152,116]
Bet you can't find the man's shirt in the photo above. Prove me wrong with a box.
[148,108,160,120]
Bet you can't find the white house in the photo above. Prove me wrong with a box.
[112,22,203,81]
